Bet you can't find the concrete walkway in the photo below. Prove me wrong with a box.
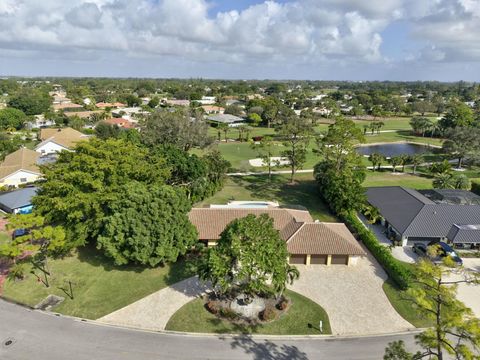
[98,276,209,331]
[289,248,414,336]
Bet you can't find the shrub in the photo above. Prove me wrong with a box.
[205,300,220,315]
[259,305,276,321]
[276,298,289,311]
[7,263,26,281]
[219,307,238,320]
[471,179,480,196]
[342,212,412,290]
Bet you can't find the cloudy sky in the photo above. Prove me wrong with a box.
[0,0,479,80]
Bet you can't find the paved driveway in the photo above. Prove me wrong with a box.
[98,276,208,331]
[289,248,413,336]
[453,258,480,317]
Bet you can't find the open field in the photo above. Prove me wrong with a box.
[165,289,331,335]
[363,171,434,189]
[2,246,193,319]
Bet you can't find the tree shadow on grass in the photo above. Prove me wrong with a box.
[226,335,309,360]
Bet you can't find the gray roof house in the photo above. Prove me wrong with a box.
[366,186,480,247]
[0,186,37,214]
[207,114,246,127]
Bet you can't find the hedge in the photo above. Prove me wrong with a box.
[343,212,412,290]
[471,179,480,196]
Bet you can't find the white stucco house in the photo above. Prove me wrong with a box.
[0,148,42,188]
[35,127,89,155]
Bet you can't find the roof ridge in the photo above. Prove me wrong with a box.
[285,222,306,243]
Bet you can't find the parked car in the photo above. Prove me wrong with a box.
[428,241,463,265]
[412,243,427,257]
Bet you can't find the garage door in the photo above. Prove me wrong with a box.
[289,255,306,265]
[311,255,327,265]
[331,255,348,265]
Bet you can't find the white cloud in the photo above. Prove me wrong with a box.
[0,0,479,78]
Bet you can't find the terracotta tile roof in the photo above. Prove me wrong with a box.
[287,223,366,255]
[38,127,88,149]
[0,148,41,180]
[53,103,84,111]
[188,208,311,241]
[65,110,103,118]
[188,208,364,256]
[103,118,134,128]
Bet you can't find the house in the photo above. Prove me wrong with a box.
[163,99,190,107]
[95,102,126,109]
[102,118,135,129]
[53,103,84,112]
[197,96,216,105]
[65,110,104,119]
[36,127,89,154]
[111,107,148,122]
[188,207,365,266]
[0,186,37,214]
[0,148,42,187]
[366,186,480,248]
[26,115,55,129]
[201,105,225,114]
[207,114,246,127]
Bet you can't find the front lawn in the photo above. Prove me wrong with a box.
[2,246,193,319]
[165,290,331,335]
[199,173,338,222]
[383,279,434,328]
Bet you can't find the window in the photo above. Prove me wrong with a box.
[20,178,27,183]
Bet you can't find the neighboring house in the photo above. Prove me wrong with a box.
[96,102,126,109]
[111,107,148,122]
[53,103,84,112]
[201,105,225,114]
[26,115,55,129]
[0,186,37,214]
[366,186,480,248]
[36,127,89,154]
[197,96,216,105]
[188,207,365,266]
[207,114,246,127]
[163,99,190,107]
[0,148,42,188]
[102,118,135,129]
[65,110,103,119]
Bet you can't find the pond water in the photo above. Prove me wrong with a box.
[356,143,429,157]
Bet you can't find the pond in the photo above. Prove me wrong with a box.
[356,143,430,157]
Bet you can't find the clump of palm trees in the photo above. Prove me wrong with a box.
[429,159,471,190]
[409,116,441,137]
[368,152,423,174]
[363,121,385,135]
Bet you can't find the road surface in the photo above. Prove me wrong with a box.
[0,299,421,360]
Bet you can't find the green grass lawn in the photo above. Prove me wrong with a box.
[199,173,338,222]
[2,246,193,319]
[382,279,433,328]
[364,171,433,189]
[165,290,331,335]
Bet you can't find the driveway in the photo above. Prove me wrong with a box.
[98,276,208,331]
[453,258,480,318]
[289,248,414,336]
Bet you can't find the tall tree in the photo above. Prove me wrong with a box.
[442,127,480,168]
[141,109,213,151]
[384,259,480,360]
[0,108,27,130]
[276,115,312,183]
[98,182,197,266]
[8,89,52,116]
[439,101,475,130]
[368,152,384,171]
[198,214,299,298]
[251,136,277,180]
[33,139,170,248]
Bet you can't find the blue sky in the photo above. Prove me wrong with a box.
[0,0,479,80]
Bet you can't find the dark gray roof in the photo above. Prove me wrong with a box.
[419,189,480,205]
[0,187,37,212]
[447,224,480,244]
[207,114,245,124]
[366,186,434,234]
[367,186,480,239]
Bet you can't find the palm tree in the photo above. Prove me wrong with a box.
[368,152,383,172]
[453,174,471,190]
[409,154,423,175]
[376,121,384,134]
[430,122,441,138]
[399,154,410,172]
[433,173,455,189]
[389,156,402,173]
[218,123,229,142]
